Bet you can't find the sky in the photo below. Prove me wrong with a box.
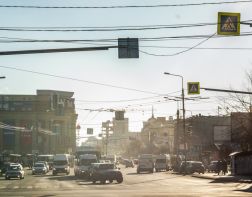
[0,0,251,142]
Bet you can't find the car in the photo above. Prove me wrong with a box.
[36,161,50,172]
[89,163,123,184]
[124,159,134,168]
[208,161,218,173]
[0,162,13,176]
[179,161,205,174]
[5,163,24,180]
[32,162,48,175]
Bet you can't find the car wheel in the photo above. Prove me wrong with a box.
[100,179,106,184]
[116,176,123,184]
[92,180,96,184]
[137,169,140,174]
[109,179,113,183]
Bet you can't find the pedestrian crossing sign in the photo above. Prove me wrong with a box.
[218,12,240,35]
[187,82,200,95]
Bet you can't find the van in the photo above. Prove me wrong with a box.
[74,154,97,178]
[155,154,170,172]
[137,154,154,173]
[52,154,70,175]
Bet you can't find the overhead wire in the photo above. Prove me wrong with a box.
[0,65,162,96]
[139,32,217,56]
[0,20,251,32]
[0,1,251,9]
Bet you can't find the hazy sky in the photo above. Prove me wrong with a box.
[0,0,251,140]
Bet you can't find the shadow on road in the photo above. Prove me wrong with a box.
[125,175,182,186]
[234,185,252,193]
[47,175,77,181]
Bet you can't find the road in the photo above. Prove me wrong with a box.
[0,166,251,197]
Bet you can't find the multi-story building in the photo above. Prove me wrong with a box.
[0,90,78,155]
[141,115,175,154]
[186,115,231,162]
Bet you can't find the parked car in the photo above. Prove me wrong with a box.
[5,163,24,180]
[208,161,218,173]
[179,161,205,174]
[32,162,48,175]
[89,163,123,184]
[0,162,13,176]
[124,159,134,168]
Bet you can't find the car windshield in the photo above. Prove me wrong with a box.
[8,166,21,171]
[34,163,45,167]
[99,164,114,170]
[156,159,166,163]
[80,159,97,166]
[53,161,67,165]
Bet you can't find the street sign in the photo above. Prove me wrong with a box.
[217,12,240,35]
[187,82,200,95]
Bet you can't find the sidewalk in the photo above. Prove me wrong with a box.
[192,172,252,183]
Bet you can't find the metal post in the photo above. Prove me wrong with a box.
[164,72,187,174]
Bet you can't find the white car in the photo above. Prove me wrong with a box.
[5,163,24,180]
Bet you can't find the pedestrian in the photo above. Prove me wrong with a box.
[216,160,221,175]
[222,160,228,175]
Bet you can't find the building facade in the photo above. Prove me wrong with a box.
[0,90,78,155]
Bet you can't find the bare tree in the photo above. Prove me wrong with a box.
[218,70,252,151]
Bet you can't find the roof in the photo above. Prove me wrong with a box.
[229,151,252,157]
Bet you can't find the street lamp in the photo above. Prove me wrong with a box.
[164,72,187,174]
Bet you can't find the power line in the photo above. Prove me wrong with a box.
[140,32,216,56]
[0,20,250,32]
[1,31,252,45]
[0,1,251,9]
[0,65,162,96]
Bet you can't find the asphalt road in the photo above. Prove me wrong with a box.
[0,166,251,197]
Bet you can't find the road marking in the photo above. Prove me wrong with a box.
[13,186,19,189]
[26,186,33,189]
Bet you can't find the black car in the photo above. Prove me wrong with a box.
[0,162,14,176]
[208,161,218,173]
[124,159,134,168]
[179,161,205,174]
[89,163,123,184]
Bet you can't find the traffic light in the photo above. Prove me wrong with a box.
[118,38,139,58]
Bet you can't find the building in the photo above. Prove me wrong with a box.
[141,115,175,154]
[0,90,78,155]
[186,115,231,162]
[231,112,252,151]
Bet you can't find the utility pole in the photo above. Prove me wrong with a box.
[164,72,187,174]
[102,120,113,156]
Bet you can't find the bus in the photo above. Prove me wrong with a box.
[37,154,54,169]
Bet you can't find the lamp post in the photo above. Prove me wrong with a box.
[164,72,187,174]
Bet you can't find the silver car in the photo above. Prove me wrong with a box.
[32,163,48,175]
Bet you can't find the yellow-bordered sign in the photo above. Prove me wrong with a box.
[187,82,200,95]
[218,12,240,35]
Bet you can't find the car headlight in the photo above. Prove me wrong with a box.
[32,168,35,171]
[53,168,56,170]
[65,168,68,170]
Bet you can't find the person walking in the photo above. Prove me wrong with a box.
[216,160,221,175]
[222,160,228,175]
